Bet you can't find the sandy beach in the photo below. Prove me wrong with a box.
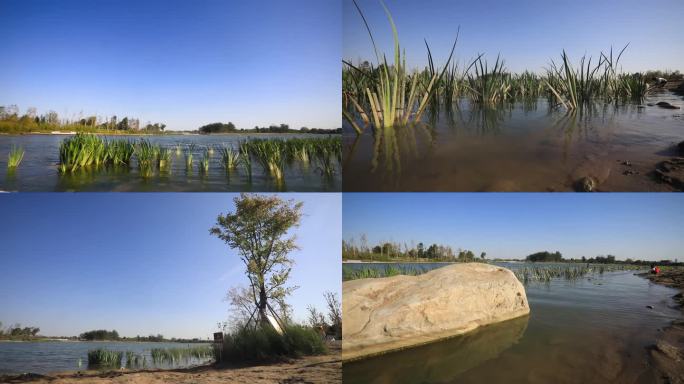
[0,343,341,384]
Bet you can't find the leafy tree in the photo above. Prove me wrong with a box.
[526,251,563,262]
[199,122,236,134]
[210,194,303,326]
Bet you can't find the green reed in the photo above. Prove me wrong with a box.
[87,349,123,368]
[343,0,458,129]
[7,145,24,169]
[150,345,213,365]
[199,149,210,174]
[219,146,241,171]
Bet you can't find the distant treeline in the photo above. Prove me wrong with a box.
[198,121,341,134]
[0,105,171,134]
[0,322,40,339]
[342,236,486,262]
[524,251,682,266]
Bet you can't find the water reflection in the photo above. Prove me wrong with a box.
[343,94,683,191]
[343,315,529,384]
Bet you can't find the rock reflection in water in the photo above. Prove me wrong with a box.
[342,315,528,384]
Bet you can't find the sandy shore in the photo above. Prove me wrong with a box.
[0,343,341,384]
[641,269,684,384]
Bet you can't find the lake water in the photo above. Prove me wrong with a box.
[0,341,213,375]
[342,268,681,384]
[343,92,684,191]
[0,134,340,191]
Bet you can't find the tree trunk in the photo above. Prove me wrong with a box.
[258,284,268,326]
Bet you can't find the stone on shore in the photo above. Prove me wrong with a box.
[342,263,530,361]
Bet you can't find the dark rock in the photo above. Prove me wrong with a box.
[656,101,681,109]
[654,158,684,190]
[678,141,684,155]
[647,305,654,309]
[576,176,597,192]
[621,160,632,166]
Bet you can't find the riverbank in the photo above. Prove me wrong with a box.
[641,269,684,384]
[0,342,341,384]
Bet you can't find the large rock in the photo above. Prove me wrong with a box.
[342,263,530,361]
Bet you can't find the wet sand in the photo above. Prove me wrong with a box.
[641,269,684,384]
[0,343,341,384]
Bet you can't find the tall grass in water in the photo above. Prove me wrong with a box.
[7,145,24,169]
[343,0,458,129]
[343,265,429,281]
[544,45,646,109]
[134,140,157,177]
[199,149,210,174]
[150,345,213,365]
[464,55,511,104]
[184,144,195,172]
[239,143,252,179]
[125,351,146,368]
[157,147,171,171]
[213,325,326,363]
[242,140,285,181]
[87,349,123,368]
[219,146,240,171]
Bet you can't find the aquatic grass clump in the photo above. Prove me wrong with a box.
[464,55,512,104]
[184,144,195,171]
[150,345,213,365]
[199,150,210,174]
[213,324,325,363]
[59,133,105,172]
[342,264,430,281]
[7,145,24,169]
[239,143,252,178]
[106,140,135,166]
[242,140,285,181]
[343,0,458,130]
[87,349,123,368]
[125,351,146,368]
[157,147,171,170]
[134,140,157,177]
[219,146,241,171]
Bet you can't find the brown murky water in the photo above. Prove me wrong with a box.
[343,93,684,191]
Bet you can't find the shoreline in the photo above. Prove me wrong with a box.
[639,269,684,383]
[0,342,341,384]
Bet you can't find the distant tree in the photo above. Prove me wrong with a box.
[199,122,236,134]
[210,194,303,326]
[480,252,486,260]
[417,242,424,258]
[117,117,129,131]
[526,251,563,262]
[324,291,341,339]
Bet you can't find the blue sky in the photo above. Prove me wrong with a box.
[0,0,340,130]
[0,193,341,339]
[344,0,684,74]
[343,193,683,262]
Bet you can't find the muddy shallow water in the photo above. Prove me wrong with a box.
[342,271,681,384]
[343,92,684,192]
[0,134,340,192]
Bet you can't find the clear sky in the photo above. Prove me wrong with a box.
[0,193,341,339]
[344,0,684,74]
[343,193,683,262]
[0,0,341,130]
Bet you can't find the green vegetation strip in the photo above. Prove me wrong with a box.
[57,133,340,182]
[213,324,326,363]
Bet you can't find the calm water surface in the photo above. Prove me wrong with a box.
[0,134,340,191]
[343,267,681,384]
[0,341,212,375]
[343,93,684,191]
